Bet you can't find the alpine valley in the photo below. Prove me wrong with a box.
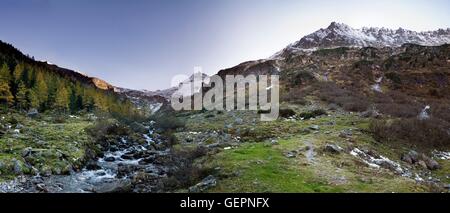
[1,22,450,193]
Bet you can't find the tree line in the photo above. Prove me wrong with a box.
[0,61,137,116]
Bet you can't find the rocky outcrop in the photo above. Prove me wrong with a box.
[401,150,441,170]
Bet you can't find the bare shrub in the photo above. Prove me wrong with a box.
[282,87,308,105]
[342,99,370,112]
[299,109,327,119]
[163,146,210,189]
[376,103,422,118]
[150,115,185,131]
[279,108,296,118]
[430,101,450,124]
[370,118,450,148]
[315,82,369,112]
[281,85,316,105]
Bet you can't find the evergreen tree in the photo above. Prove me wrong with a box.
[13,63,24,83]
[0,63,11,83]
[34,72,48,108]
[55,86,69,112]
[0,63,14,107]
[15,81,28,109]
[28,89,39,109]
[69,90,79,113]
[0,81,14,106]
[0,44,139,116]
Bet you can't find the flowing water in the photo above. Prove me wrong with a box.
[1,127,169,193]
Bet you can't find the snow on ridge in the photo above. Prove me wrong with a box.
[273,22,450,58]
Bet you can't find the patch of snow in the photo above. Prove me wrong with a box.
[149,103,163,114]
[419,105,431,120]
[371,84,382,93]
[414,174,424,182]
[432,150,450,160]
[350,148,410,176]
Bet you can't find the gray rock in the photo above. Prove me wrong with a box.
[27,108,39,118]
[339,129,353,138]
[117,164,138,178]
[424,158,440,170]
[36,183,48,192]
[417,160,428,169]
[378,161,399,173]
[361,110,381,118]
[121,154,134,160]
[22,147,33,158]
[12,159,24,175]
[324,144,343,154]
[401,154,413,164]
[309,125,320,131]
[444,184,450,190]
[284,151,297,158]
[93,179,132,193]
[138,157,155,165]
[188,175,217,193]
[85,160,101,170]
[419,154,441,170]
[104,156,116,162]
[206,143,220,149]
[234,118,243,125]
[408,150,420,163]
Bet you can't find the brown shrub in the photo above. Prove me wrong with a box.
[163,146,210,189]
[375,103,422,118]
[279,108,296,118]
[281,86,313,105]
[430,102,450,124]
[370,118,450,148]
[299,109,327,119]
[151,115,185,131]
[315,82,369,112]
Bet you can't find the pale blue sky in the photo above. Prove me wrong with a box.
[0,0,449,90]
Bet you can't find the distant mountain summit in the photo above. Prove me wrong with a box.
[274,22,450,57]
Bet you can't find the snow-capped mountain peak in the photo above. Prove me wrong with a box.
[274,22,450,57]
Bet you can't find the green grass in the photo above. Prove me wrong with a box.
[193,108,433,192]
[0,113,94,178]
[432,160,450,184]
[207,142,342,192]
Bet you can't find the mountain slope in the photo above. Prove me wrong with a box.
[0,40,114,91]
[166,23,450,193]
[274,22,450,58]
[0,40,134,115]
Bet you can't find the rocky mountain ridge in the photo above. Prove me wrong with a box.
[273,22,450,58]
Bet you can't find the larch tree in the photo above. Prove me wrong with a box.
[13,63,24,84]
[34,71,48,108]
[15,81,28,110]
[0,81,14,106]
[55,86,69,112]
[27,89,39,109]
[0,62,12,83]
